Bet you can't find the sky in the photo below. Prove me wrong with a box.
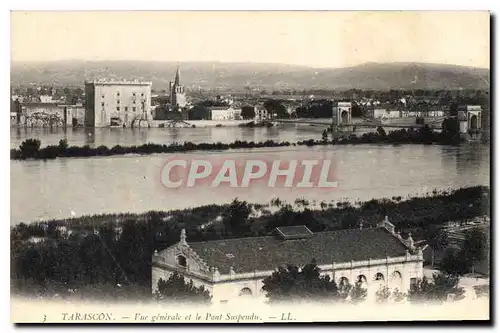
[10,11,490,69]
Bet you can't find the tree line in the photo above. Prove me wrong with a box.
[11,125,476,161]
[11,186,489,301]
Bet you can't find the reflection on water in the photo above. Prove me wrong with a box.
[10,140,490,225]
[10,126,327,149]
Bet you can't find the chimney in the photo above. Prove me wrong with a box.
[180,228,187,245]
[407,232,415,250]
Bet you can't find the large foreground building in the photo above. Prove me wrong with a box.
[84,80,152,127]
[152,217,424,303]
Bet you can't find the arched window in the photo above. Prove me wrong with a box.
[390,271,402,287]
[239,287,253,297]
[357,275,367,283]
[374,273,385,281]
[177,255,187,268]
[339,277,349,287]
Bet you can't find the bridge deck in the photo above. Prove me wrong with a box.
[274,118,443,129]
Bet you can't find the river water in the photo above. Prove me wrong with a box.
[10,127,490,225]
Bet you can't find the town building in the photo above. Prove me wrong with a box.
[254,106,269,121]
[209,106,242,121]
[169,67,187,110]
[11,101,84,128]
[84,80,152,127]
[152,217,424,303]
[39,95,57,104]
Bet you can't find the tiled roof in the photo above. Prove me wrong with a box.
[187,227,409,274]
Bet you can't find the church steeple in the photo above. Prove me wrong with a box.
[174,66,180,86]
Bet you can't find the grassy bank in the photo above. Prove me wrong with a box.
[10,186,489,300]
[10,126,468,160]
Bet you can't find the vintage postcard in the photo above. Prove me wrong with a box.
[10,10,491,324]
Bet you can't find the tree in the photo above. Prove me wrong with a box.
[263,99,288,119]
[351,101,364,118]
[392,288,407,303]
[58,139,69,151]
[423,226,449,267]
[188,105,210,120]
[19,139,41,159]
[432,272,465,302]
[407,276,436,304]
[418,125,435,143]
[460,227,487,274]
[407,273,464,304]
[241,106,256,120]
[321,130,328,142]
[221,199,251,236]
[262,260,341,303]
[375,285,391,303]
[376,126,387,137]
[154,273,211,304]
[440,248,468,275]
[349,281,367,304]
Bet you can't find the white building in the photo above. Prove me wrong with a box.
[84,80,152,127]
[209,106,242,121]
[152,217,424,304]
[370,109,402,119]
[39,95,57,103]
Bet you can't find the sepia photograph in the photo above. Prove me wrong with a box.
[9,10,491,324]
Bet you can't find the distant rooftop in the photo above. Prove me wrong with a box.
[275,225,314,240]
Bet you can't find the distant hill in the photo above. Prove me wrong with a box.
[10,60,490,91]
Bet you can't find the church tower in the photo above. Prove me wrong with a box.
[170,66,186,110]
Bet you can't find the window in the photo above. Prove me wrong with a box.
[239,288,252,297]
[132,92,136,97]
[124,107,128,112]
[339,277,349,287]
[116,107,120,111]
[375,273,384,281]
[357,275,367,284]
[177,255,187,268]
[132,107,136,112]
[141,93,144,97]
[410,278,418,289]
[101,102,105,107]
[101,95,105,99]
[133,100,136,104]
[117,92,120,96]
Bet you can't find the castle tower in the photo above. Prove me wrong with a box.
[457,105,482,139]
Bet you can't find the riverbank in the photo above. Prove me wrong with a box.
[10,127,469,160]
[11,186,490,300]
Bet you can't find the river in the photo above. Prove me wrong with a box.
[10,127,490,225]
